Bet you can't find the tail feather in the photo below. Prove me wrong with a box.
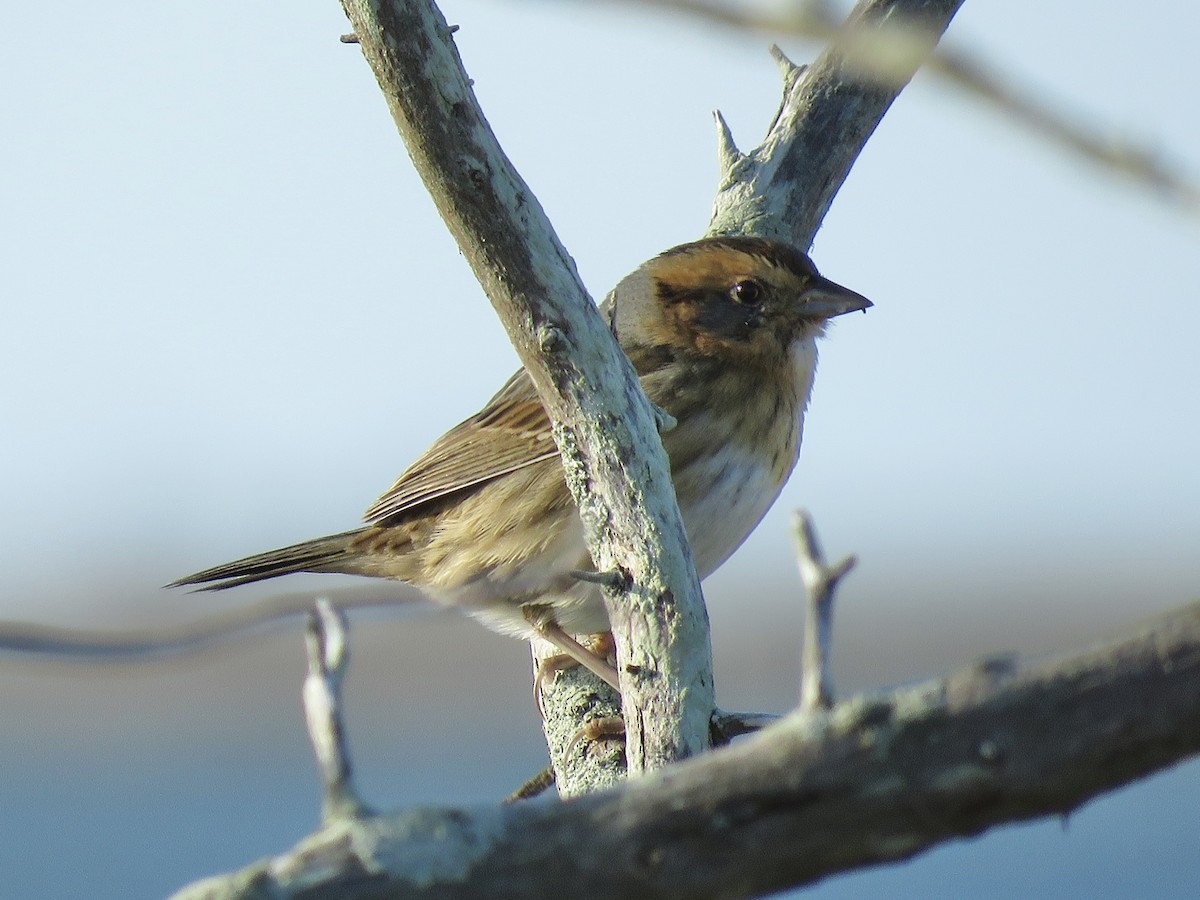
[168,530,366,592]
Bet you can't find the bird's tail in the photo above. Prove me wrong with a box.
[167,529,368,591]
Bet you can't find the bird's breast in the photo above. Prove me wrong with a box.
[660,337,816,578]
[673,438,798,578]
[665,401,804,577]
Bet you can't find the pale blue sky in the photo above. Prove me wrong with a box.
[2,1,1198,895]
[3,0,1196,628]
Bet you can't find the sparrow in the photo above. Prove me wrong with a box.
[170,237,870,686]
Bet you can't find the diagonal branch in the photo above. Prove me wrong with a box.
[338,0,713,772]
[626,0,1200,215]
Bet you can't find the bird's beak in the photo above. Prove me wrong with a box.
[801,276,873,319]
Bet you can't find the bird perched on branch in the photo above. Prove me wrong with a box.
[171,236,870,687]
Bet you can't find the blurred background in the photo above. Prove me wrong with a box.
[3,0,1199,896]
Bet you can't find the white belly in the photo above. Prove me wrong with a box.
[679,443,797,579]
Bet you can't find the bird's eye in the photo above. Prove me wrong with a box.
[730,279,763,305]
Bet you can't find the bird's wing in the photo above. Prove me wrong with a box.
[363,368,559,524]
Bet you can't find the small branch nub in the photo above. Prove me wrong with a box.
[714,109,745,175]
[504,767,556,803]
[569,568,628,589]
[769,43,803,80]
[651,402,678,434]
[710,709,782,745]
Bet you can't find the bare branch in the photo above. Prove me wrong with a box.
[503,767,555,804]
[792,510,857,713]
[303,599,369,822]
[0,586,417,662]
[172,600,1200,900]
[708,0,967,245]
[926,42,1200,212]
[337,0,713,773]
[623,0,1200,215]
[709,709,782,744]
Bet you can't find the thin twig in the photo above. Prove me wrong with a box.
[303,598,369,822]
[504,767,556,804]
[710,709,782,744]
[0,587,420,662]
[792,510,856,713]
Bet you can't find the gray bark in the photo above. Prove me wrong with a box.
[337,0,713,776]
[537,0,964,793]
[173,600,1200,899]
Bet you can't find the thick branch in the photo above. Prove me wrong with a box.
[337,0,713,769]
[173,600,1200,900]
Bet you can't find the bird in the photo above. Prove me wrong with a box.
[170,236,870,688]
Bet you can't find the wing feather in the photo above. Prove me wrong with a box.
[363,369,559,524]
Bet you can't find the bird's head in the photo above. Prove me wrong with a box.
[608,236,871,370]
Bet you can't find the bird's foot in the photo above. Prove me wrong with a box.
[529,618,619,689]
[565,714,626,760]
